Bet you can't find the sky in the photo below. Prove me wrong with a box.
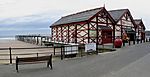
[0,0,150,37]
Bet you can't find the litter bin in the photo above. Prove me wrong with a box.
[114,38,122,48]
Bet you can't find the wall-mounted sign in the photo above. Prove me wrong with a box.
[85,43,96,52]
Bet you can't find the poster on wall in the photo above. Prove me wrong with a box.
[85,43,96,52]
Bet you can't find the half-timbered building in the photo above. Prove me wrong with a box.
[50,7,115,45]
[108,9,137,41]
[134,19,146,41]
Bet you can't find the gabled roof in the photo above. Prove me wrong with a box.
[134,19,146,30]
[51,7,104,26]
[108,9,128,22]
[108,9,137,28]
[134,19,141,24]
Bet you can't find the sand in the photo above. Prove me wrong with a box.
[0,40,61,64]
[0,39,42,48]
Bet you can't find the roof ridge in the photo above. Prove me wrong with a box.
[134,19,142,21]
[62,7,103,18]
[108,8,128,12]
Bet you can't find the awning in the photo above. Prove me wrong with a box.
[98,26,112,30]
[124,28,136,34]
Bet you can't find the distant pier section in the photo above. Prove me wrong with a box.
[15,35,51,46]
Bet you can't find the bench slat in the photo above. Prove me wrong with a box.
[18,56,50,62]
[16,54,52,72]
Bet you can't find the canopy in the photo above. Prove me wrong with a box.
[124,28,136,34]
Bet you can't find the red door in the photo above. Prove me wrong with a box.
[102,30,112,44]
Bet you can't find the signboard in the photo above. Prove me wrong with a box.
[90,30,96,37]
[64,45,78,55]
[85,43,96,52]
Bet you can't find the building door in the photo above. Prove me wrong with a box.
[102,30,112,44]
[141,32,145,40]
[127,33,135,41]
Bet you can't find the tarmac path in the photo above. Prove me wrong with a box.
[0,42,149,77]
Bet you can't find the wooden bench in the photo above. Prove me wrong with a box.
[16,54,52,72]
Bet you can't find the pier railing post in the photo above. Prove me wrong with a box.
[41,37,43,46]
[9,47,12,64]
[37,36,39,45]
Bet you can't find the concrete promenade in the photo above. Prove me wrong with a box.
[0,42,150,77]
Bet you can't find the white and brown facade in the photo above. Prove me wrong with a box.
[50,7,146,45]
[109,9,137,41]
[134,19,146,40]
[50,7,115,45]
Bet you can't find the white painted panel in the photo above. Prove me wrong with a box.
[70,26,75,29]
[77,38,81,42]
[79,31,86,36]
[115,31,121,36]
[117,21,121,24]
[58,27,61,30]
[81,24,88,29]
[91,17,96,21]
[98,23,106,26]
[84,39,88,43]
[98,17,106,23]
[64,45,78,55]
[122,20,131,26]
[122,16,126,19]
[90,23,96,27]
[108,19,112,23]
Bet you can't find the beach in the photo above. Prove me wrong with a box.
[0,39,61,64]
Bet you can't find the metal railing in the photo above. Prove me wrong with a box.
[0,47,60,64]
[0,45,79,64]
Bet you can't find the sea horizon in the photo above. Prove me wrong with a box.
[0,36,15,41]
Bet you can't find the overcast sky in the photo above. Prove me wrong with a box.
[0,0,150,36]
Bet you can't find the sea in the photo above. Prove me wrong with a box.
[0,36,15,41]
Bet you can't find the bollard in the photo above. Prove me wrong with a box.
[133,40,135,45]
[129,40,130,45]
[80,46,83,57]
[9,47,12,64]
[63,46,65,59]
[123,41,125,46]
[146,38,148,42]
[137,39,139,44]
[37,53,38,58]
[54,47,55,55]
